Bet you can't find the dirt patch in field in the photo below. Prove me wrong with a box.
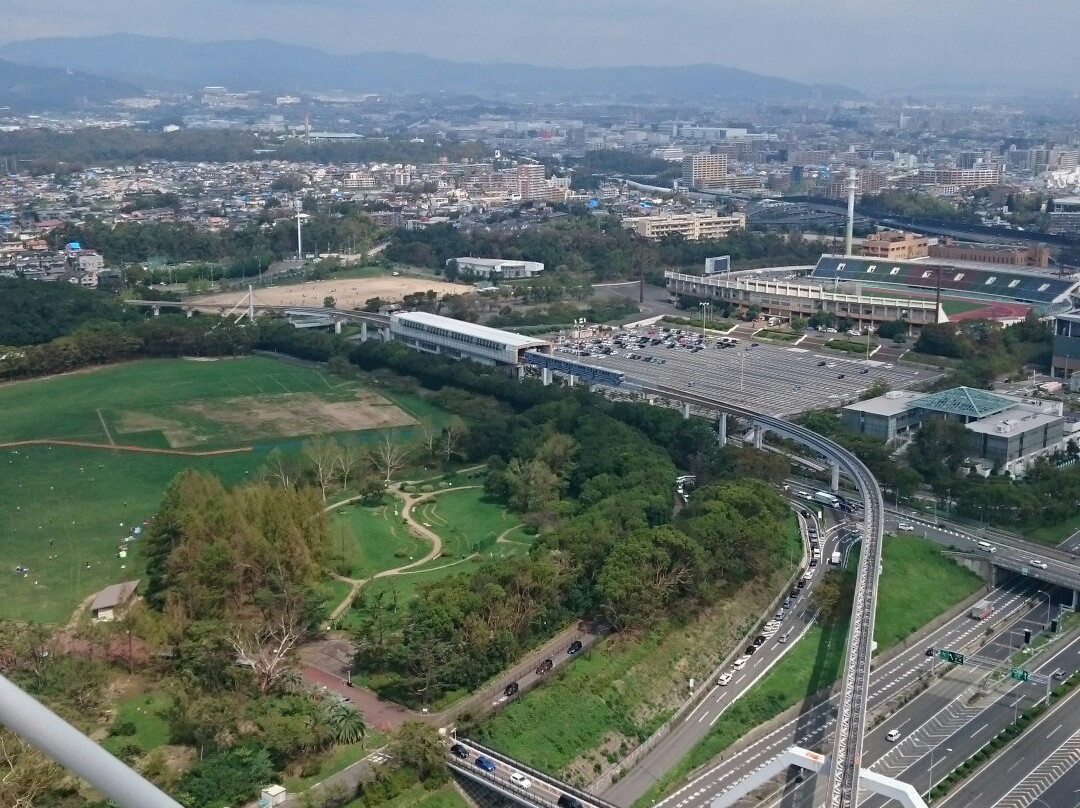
[175,391,415,446]
[192,275,466,311]
[112,410,196,447]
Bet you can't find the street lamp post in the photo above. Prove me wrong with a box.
[928,745,952,802]
[700,301,710,339]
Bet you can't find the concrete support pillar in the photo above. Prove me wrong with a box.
[753,425,764,449]
[542,368,552,386]
[380,327,390,341]
[151,306,160,316]
[360,322,368,341]
[567,374,576,388]
[517,365,525,380]
[334,320,342,334]
[717,412,727,447]
[1072,588,1078,610]
[830,460,840,492]
[682,401,691,419]
[185,309,193,318]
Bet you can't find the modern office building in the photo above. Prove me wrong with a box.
[1052,310,1080,379]
[681,154,729,190]
[1050,197,1080,235]
[841,387,1065,473]
[389,312,549,367]
[623,211,745,241]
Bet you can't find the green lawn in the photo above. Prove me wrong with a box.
[0,443,259,623]
[282,732,389,793]
[755,329,801,342]
[417,487,525,558]
[1024,518,1080,545]
[875,534,983,647]
[0,356,452,623]
[339,781,469,808]
[102,689,173,755]
[330,501,428,580]
[825,338,877,354]
[633,534,983,806]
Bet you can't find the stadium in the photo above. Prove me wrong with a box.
[666,253,1078,331]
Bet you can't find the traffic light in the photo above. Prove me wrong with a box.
[1023,628,1032,644]
[1050,618,1060,633]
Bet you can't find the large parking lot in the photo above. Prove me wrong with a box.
[552,325,936,416]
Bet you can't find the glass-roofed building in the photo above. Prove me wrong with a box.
[842,386,1065,472]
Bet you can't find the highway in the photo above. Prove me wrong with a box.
[642,385,886,808]
[936,688,1080,808]
[649,587,1072,808]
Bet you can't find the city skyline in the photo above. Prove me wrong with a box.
[4,0,1079,93]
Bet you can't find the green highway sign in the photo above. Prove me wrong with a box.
[1010,668,1030,682]
[938,649,965,665]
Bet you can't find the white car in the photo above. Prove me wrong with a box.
[1027,559,1049,570]
[732,655,751,670]
[897,521,914,531]
[510,773,532,789]
[717,672,733,686]
[803,570,815,580]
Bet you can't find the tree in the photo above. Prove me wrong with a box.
[323,295,336,308]
[327,700,367,747]
[263,448,299,490]
[371,430,409,485]
[392,722,447,784]
[229,614,305,696]
[0,729,69,808]
[335,437,364,492]
[304,434,341,502]
[440,417,469,463]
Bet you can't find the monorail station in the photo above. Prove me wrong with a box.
[389,311,550,367]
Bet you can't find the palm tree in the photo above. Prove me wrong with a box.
[327,700,367,747]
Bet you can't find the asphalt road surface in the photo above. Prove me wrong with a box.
[636,584,1061,808]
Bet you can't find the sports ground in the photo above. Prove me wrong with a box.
[0,356,430,623]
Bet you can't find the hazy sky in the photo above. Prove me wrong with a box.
[5,0,1078,92]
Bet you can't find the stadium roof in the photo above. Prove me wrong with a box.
[810,255,1075,305]
[391,311,548,349]
[912,387,1017,419]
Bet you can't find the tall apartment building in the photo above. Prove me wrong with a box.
[682,154,729,189]
[516,163,547,201]
[622,211,746,241]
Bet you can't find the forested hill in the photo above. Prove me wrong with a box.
[0,277,137,346]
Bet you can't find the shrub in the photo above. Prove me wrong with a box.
[109,720,137,737]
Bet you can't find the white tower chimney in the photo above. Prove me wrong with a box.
[844,168,858,257]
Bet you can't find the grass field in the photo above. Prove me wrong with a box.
[330,500,429,580]
[102,689,173,756]
[0,357,445,623]
[413,488,524,558]
[339,781,469,808]
[476,516,802,784]
[1024,518,1080,545]
[632,534,983,806]
[755,329,801,342]
[825,338,877,354]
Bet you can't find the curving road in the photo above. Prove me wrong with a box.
[644,384,885,808]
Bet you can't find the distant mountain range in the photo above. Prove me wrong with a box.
[0,58,140,110]
[0,33,862,102]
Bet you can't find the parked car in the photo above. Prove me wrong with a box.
[717,672,733,686]
[886,730,901,742]
[753,635,767,646]
[504,682,519,697]
[450,743,469,759]
[535,658,554,675]
[475,756,497,772]
[567,640,583,655]
[745,645,757,655]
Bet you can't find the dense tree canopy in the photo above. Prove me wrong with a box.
[0,276,137,346]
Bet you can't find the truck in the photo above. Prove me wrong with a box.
[830,550,842,565]
[813,491,840,508]
[969,600,993,620]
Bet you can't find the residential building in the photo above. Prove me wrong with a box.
[623,211,745,241]
[90,580,141,622]
[916,165,1002,189]
[681,154,729,190]
[516,163,547,201]
[860,231,930,260]
[1049,197,1080,235]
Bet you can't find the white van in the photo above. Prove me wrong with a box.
[977,540,996,554]
[732,655,750,670]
